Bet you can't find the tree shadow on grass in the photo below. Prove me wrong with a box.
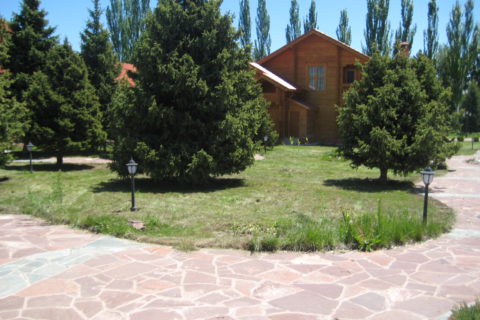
[323,178,415,193]
[92,177,246,194]
[4,163,95,172]
[0,176,9,182]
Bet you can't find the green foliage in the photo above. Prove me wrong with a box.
[106,0,150,62]
[81,0,119,135]
[337,52,457,182]
[462,83,480,133]
[23,41,106,166]
[303,0,317,33]
[110,0,276,183]
[363,0,391,56]
[246,202,452,252]
[449,300,480,320]
[286,0,301,43]
[423,0,439,60]
[0,25,26,167]
[238,0,251,49]
[253,0,271,60]
[393,0,416,55]
[438,0,479,112]
[336,9,351,46]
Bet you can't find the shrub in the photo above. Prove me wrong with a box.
[457,136,465,142]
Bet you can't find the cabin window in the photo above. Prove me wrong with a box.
[308,66,325,90]
[344,68,356,84]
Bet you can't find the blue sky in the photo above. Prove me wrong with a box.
[1,0,479,55]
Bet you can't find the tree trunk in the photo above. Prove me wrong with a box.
[379,167,388,184]
[56,155,63,169]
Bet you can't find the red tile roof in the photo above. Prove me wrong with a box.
[116,63,137,87]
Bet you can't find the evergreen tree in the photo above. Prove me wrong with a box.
[439,0,479,112]
[7,0,57,97]
[81,0,119,135]
[394,0,416,54]
[362,0,391,56]
[254,0,271,60]
[338,52,456,183]
[106,0,150,62]
[303,0,317,33]
[336,9,352,45]
[24,41,105,166]
[0,21,25,166]
[238,0,251,49]
[461,83,480,133]
[110,0,276,183]
[423,0,439,60]
[286,0,301,43]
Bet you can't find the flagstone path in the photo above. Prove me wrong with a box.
[0,153,479,320]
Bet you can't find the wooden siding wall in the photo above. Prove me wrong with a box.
[262,35,367,143]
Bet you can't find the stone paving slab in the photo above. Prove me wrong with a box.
[1,153,480,319]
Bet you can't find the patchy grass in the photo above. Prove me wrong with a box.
[449,300,480,320]
[456,140,480,156]
[0,146,454,251]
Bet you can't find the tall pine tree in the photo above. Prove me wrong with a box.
[394,0,416,55]
[110,0,276,183]
[363,0,391,56]
[24,40,105,166]
[303,0,317,33]
[254,0,271,60]
[238,0,251,49]
[286,0,301,43]
[7,0,57,98]
[0,19,26,166]
[106,0,150,62]
[423,0,439,60]
[336,9,352,45]
[81,0,119,135]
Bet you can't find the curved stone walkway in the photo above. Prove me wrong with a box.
[0,154,479,320]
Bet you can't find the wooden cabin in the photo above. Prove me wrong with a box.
[251,29,369,144]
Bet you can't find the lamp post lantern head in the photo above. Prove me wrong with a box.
[126,158,138,176]
[26,142,34,152]
[263,135,268,142]
[421,166,435,185]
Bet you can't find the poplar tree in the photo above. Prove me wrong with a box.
[461,83,480,133]
[303,0,317,33]
[423,0,439,60]
[24,41,105,167]
[106,0,150,62]
[362,0,391,56]
[110,0,276,183]
[238,0,251,49]
[286,0,301,43]
[7,0,57,97]
[394,0,416,54]
[336,9,352,45]
[439,0,479,113]
[254,0,271,60]
[81,0,119,134]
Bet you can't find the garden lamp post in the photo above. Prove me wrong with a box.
[263,135,269,155]
[26,142,34,173]
[126,158,138,211]
[421,167,435,224]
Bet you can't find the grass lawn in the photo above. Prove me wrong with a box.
[0,146,454,251]
[449,300,480,320]
[456,140,480,156]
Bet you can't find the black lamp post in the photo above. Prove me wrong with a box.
[26,142,34,173]
[263,135,269,155]
[421,167,435,224]
[126,158,138,211]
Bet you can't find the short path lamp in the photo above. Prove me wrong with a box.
[26,142,34,173]
[421,167,435,224]
[263,135,269,155]
[126,158,138,211]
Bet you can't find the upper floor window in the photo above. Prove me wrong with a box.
[308,66,325,90]
[344,67,356,84]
